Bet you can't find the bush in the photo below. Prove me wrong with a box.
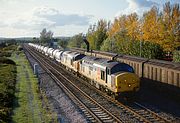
[17,45,23,51]
[100,37,119,53]
[2,45,17,51]
[0,51,12,57]
[140,41,164,59]
[173,51,180,62]
[0,63,16,122]
[0,58,16,65]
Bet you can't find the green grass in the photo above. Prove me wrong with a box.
[11,52,57,123]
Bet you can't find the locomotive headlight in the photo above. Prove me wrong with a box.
[128,84,131,87]
[124,80,127,82]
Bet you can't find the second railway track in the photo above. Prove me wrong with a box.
[24,44,175,123]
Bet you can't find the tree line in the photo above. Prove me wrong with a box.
[68,2,180,59]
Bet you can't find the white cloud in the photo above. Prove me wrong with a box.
[0,6,92,30]
[0,21,7,27]
[127,0,157,8]
[116,0,158,17]
[11,17,55,30]
[54,25,89,37]
[33,6,92,26]
[0,6,93,37]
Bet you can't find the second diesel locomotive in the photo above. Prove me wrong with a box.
[28,43,140,99]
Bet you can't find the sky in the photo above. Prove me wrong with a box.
[0,0,179,38]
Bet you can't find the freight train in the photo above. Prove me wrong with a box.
[28,43,140,99]
[70,47,180,89]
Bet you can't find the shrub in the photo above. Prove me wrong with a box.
[173,51,180,62]
[0,51,12,57]
[0,63,16,122]
[2,45,17,51]
[0,58,16,65]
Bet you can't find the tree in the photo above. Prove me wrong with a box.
[161,2,180,52]
[125,13,140,41]
[32,37,39,43]
[40,28,53,44]
[108,15,127,37]
[67,33,84,48]
[87,19,108,50]
[100,37,118,53]
[57,38,68,49]
[141,6,160,43]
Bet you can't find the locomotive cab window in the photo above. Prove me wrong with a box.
[111,63,134,74]
[101,70,105,80]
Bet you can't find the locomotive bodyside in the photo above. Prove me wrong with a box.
[77,55,140,97]
[61,51,85,71]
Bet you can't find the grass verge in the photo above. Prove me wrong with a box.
[11,52,57,123]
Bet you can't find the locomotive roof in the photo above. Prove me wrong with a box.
[63,51,85,59]
[82,56,120,69]
[68,51,81,58]
[103,61,120,68]
[82,56,108,63]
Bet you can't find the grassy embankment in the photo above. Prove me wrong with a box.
[0,43,57,122]
[11,50,57,122]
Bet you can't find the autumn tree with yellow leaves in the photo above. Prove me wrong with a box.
[161,2,180,52]
[69,2,179,59]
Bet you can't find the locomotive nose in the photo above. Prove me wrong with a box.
[116,72,140,92]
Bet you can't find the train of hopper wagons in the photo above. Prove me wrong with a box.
[28,43,140,99]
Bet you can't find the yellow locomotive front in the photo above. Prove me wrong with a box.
[115,72,140,93]
[109,63,140,98]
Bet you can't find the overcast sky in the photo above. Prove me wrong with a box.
[0,0,179,38]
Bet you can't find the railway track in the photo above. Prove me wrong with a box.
[24,44,175,123]
[129,102,174,122]
[25,45,122,123]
